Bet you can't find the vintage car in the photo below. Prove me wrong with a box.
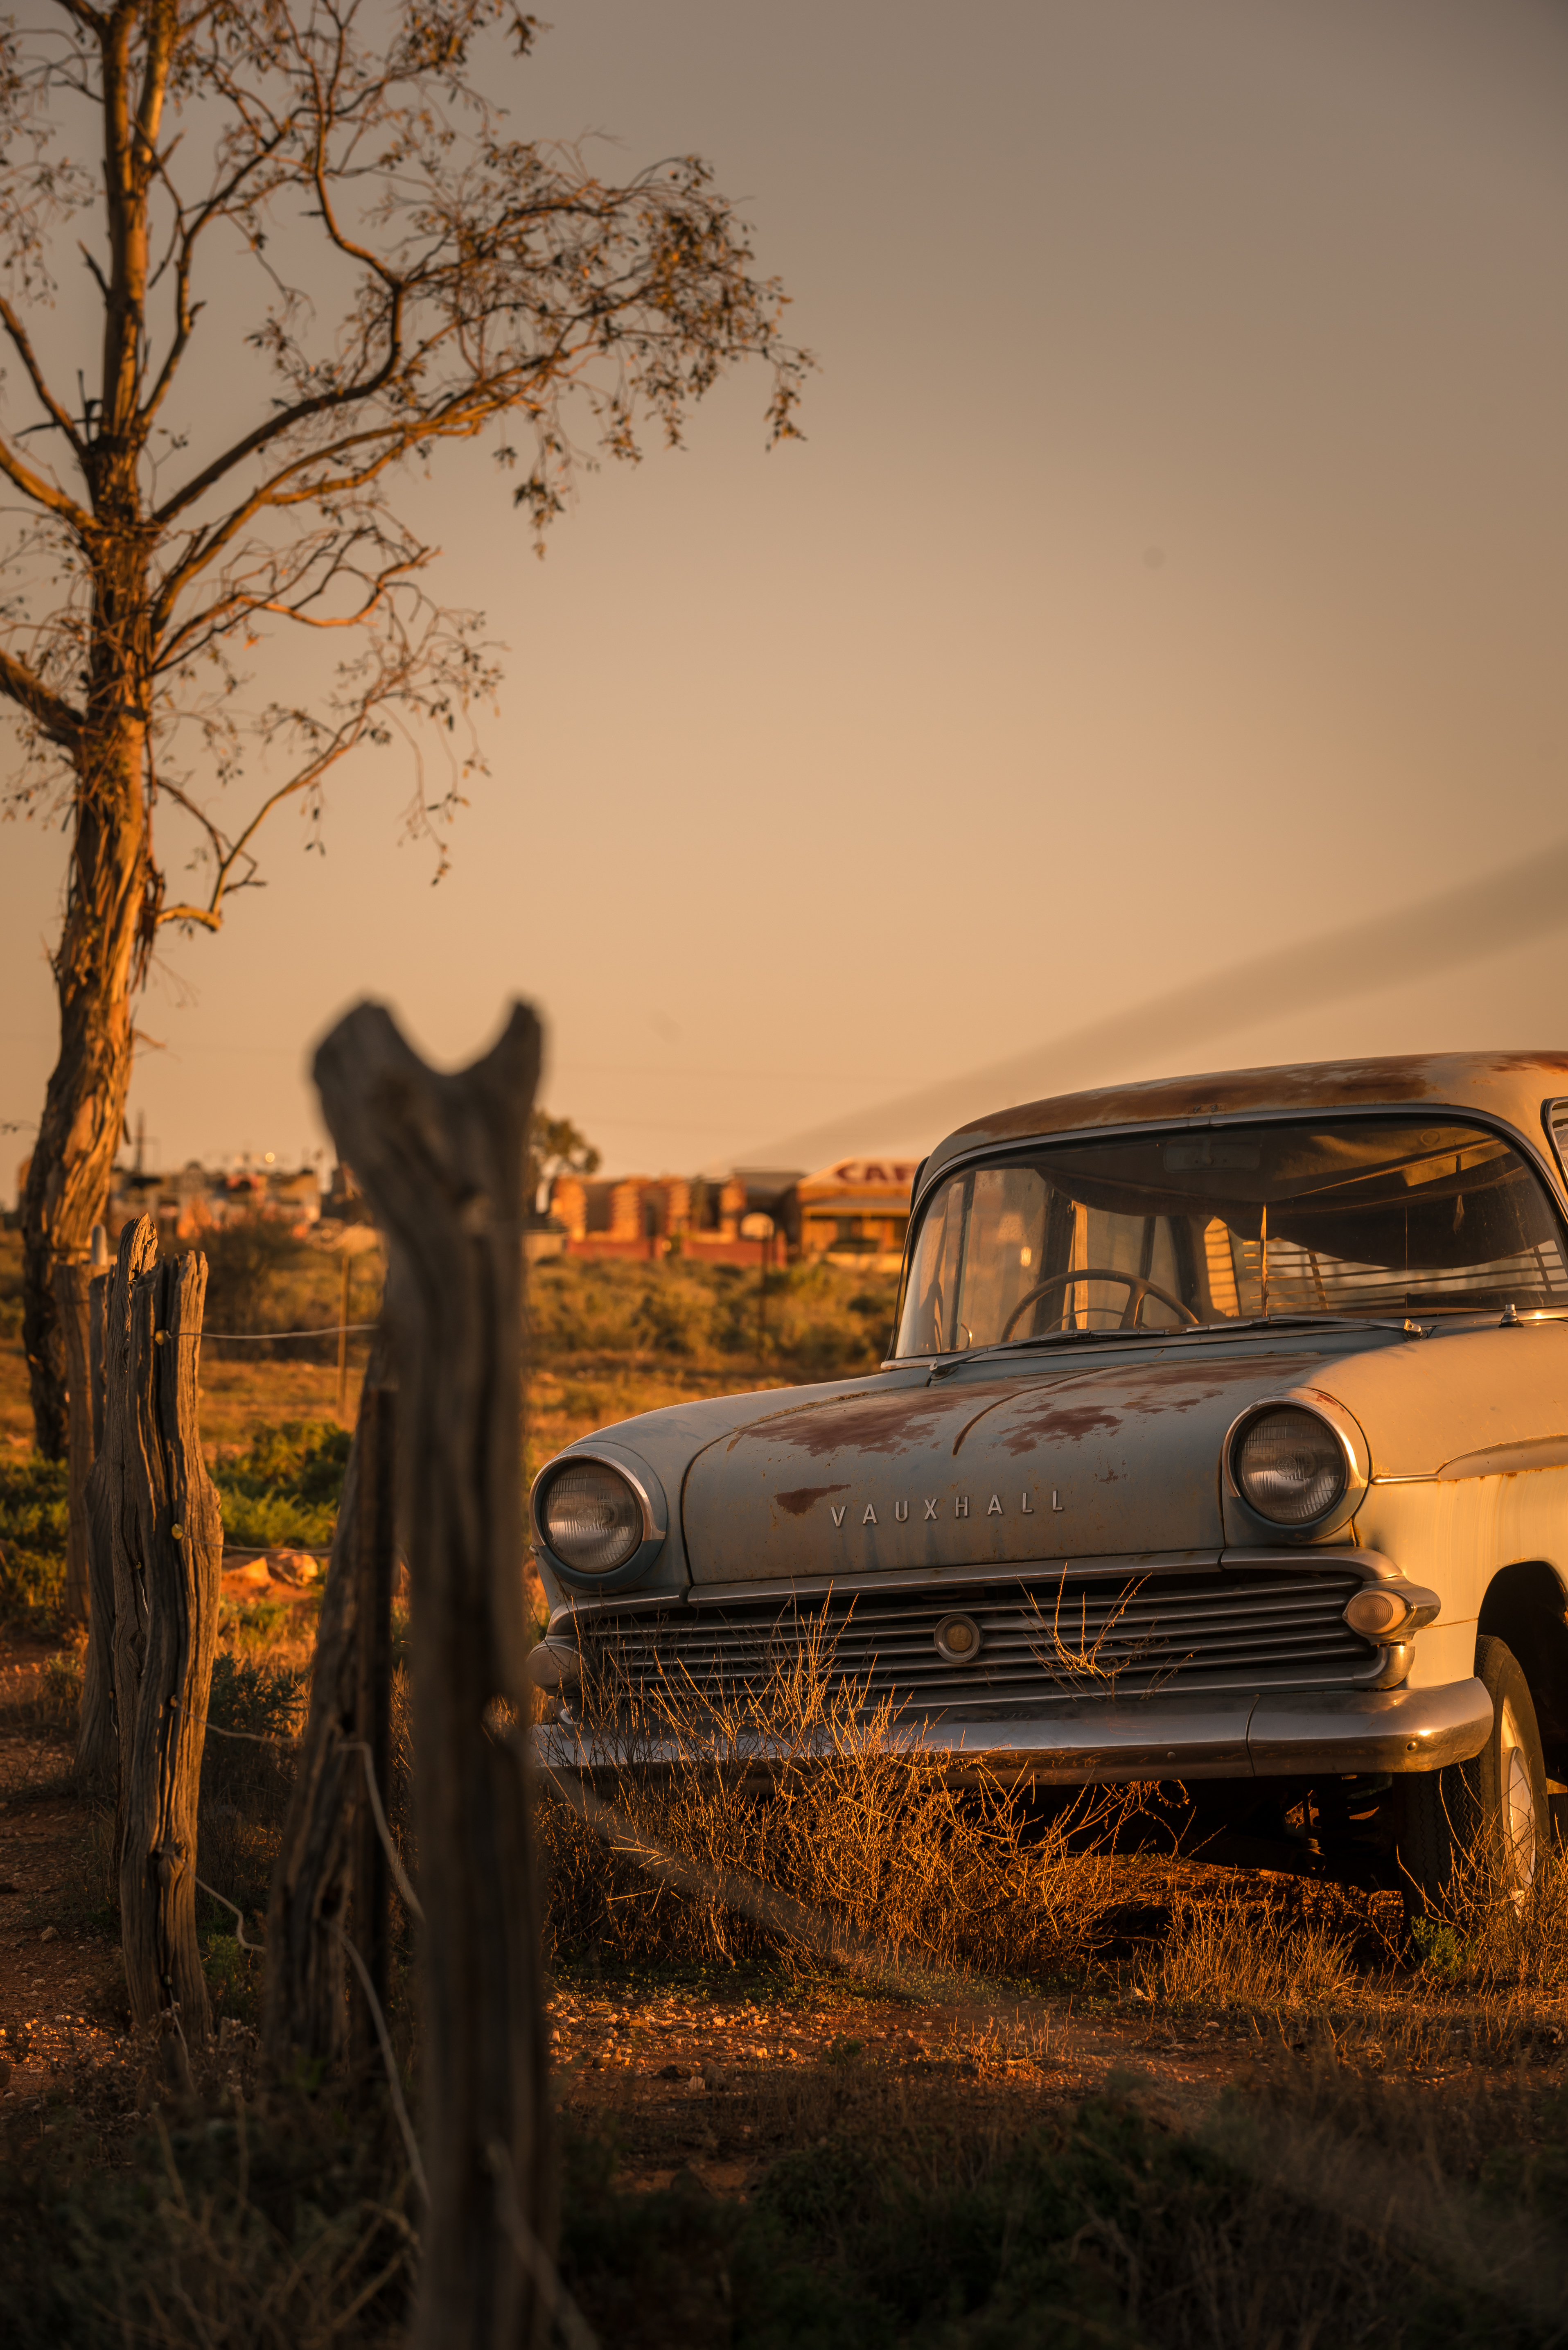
[529,1052,1568,1902]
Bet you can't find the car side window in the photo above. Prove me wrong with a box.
[1546,1100,1568,1192]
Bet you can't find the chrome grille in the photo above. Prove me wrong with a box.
[570,1562,1381,1718]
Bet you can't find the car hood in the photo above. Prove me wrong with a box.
[679,1351,1328,1582]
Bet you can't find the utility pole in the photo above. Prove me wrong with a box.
[740,1212,775,1361]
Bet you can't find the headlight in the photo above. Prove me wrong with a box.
[539,1461,644,1574]
[1232,1406,1347,1526]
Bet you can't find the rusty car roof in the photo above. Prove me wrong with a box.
[923,1051,1568,1192]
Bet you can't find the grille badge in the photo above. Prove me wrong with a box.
[934,1613,983,1664]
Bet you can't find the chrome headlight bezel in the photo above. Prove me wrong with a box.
[1223,1394,1369,1541]
[530,1444,669,1592]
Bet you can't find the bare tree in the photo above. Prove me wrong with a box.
[2,0,807,1452]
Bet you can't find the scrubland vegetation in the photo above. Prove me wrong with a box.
[2,1230,1568,2343]
[528,1250,899,1378]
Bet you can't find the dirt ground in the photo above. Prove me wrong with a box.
[5,1614,1565,2200]
[4,1298,1567,2263]
[0,1635,123,2113]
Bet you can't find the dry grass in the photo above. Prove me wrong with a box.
[0,2071,418,2349]
[1134,1886,1360,2014]
[1405,1831,1568,1997]
[539,1628,1144,1986]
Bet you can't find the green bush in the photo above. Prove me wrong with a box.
[208,1648,303,1741]
[0,1451,68,1624]
[199,1211,317,1334]
[214,1418,350,1549]
[557,2092,1568,2349]
[198,1653,302,1935]
[634,1271,723,1357]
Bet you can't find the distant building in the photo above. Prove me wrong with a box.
[105,1157,323,1240]
[792,1160,918,1271]
[546,1172,759,1263]
[544,1158,919,1271]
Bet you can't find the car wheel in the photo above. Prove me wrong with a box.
[1399,1634,1548,1919]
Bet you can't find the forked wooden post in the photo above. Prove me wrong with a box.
[314,1000,546,2350]
[117,1251,223,2046]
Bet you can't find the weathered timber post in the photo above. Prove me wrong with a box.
[73,1265,116,1784]
[264,1331,393,2074]
[53,1262,93,1623]
[117,1251,223,2046]
[77,1217,158,1791]
[314,1000,547,2350]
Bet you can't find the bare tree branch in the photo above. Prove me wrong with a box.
[0,293,87,460]
[0,639,82,745]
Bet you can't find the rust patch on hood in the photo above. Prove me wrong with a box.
[743,1387,968,1459]
[990,1354,1321,1457]
[774,1483,850,1517]
[942,1353,1323,1456]
[1016,1402,1124,1443]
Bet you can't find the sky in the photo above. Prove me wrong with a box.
[7,0,1568,1198]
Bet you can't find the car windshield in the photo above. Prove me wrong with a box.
[893,1116,1568,1355]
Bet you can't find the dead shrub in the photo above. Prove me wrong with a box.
[1136,1888,1357,2015]
[537,1623,1135,1983]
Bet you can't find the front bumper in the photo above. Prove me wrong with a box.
[534,1676,1493,1786]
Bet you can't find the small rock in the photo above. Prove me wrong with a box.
[265,1549,318,1584]
[38,1927,57,1944]
[657,2063,686,2080]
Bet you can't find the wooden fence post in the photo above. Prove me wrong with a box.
[264,1332,393,2075]
[77,1218,159,1791]
[117,1250,223,2048]
[53,1262,93,1624]
[314,1000,546,2350]
[74,1266,116,1784]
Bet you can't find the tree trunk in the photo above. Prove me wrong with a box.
[118,1249,222,2045]
[264,1331,392,2075]
[20,716,148,1456]
[314,999,547,2350]
[53,1263,94,1622]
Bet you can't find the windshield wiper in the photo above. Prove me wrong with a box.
[1184,1313,1428,1337]
[928,1326,1172,1376]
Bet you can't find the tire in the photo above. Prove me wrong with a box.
[1399,1634,1548,1920]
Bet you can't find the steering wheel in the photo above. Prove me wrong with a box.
[1000,1267,1200,1341]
